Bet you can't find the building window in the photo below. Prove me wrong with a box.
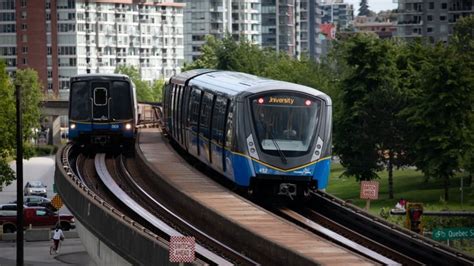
[22,35,27,42]
[23,58,27,65]
[427,15,433,21]
[47,46,52,55]
[22,23,27,30]
[21,0,26,7]
[441,3,447,9]
[427,27,433,33]
[440,15,446,21]
[21,11,27,19]
[22,46,28,53]
[47,70,52,78]
[429,2,434,9]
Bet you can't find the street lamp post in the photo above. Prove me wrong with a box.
[16,84,24,266]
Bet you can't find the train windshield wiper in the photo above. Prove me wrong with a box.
[268,131,287,164]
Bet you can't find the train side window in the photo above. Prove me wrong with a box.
[212,96,227,146]
[189,88,202,132]
[200,92,213,140]
[181,86,191,141]
[225,101,234,148]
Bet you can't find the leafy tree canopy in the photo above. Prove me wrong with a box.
[0,63,42,190]
[358,0,372,16]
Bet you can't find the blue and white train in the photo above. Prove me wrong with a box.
[68,74,138,147]
[163,69,332,197]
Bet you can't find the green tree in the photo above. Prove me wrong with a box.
[183,35,220,70]
[333,34,402,190]
[0,60,15,190]
[358,0,371,16]
[403,43,473,201]
[451,15,474,187]
[150,79,165,102]
[115,65,154,102]
[14,68,42,147]
[0,65,43,190]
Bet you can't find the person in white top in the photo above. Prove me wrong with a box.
[52,225,65,251]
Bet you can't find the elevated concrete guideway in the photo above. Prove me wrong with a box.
[40,100,69,146]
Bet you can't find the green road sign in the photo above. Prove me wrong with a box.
[432,227,474,240]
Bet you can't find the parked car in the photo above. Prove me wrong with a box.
[24,181,47,197]
[0,204,23,216]
[0,206,75,233]
[9,196,57,211]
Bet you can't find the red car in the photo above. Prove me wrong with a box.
[0,206,75,233]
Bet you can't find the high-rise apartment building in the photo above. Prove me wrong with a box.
[0,0,185,96]
[178,0,324,62]
[296,0,323,59]
[177,0,261,62]
[261,0,296,55]
[396,0,473,42]
[320,0,353,29]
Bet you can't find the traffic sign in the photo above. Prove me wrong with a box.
[360,181,379,200]
[433,227,474,241]
[169,236,195,263]
[51,194,63,210]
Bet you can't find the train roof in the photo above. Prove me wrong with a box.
[169,69,216,85]
[70,74,131,82]
[185,70,331,104]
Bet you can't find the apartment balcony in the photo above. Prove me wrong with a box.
[397,20,423,26]
[448,6,474,13]
[397,0,423,3]
[397,8,423,14]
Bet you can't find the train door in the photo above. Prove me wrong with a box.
[176,85,183,145]
[181,86,191,150]
[211,96,228,172]
[199,92,213,163]
[188,88,202,157]
[92,82,110,121]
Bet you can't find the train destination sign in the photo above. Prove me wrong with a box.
[360,181,379,200]
[256,95,315,106]
[432,227,474,241]
[169,236,195,263]
[268,97,295,105]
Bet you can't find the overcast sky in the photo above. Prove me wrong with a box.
[345,0,398,13]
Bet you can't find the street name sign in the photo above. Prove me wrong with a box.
[432,227,474,241]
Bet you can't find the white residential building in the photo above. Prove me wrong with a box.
[0,0,185,97]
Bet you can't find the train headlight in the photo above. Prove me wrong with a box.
[125,123,132,130]
[247,134,259,160]
[70,123,76,130]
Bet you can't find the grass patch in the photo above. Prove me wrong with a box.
[327,163,474,213]
[327,163,474,255]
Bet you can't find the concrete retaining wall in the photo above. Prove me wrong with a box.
[54,146,174,266]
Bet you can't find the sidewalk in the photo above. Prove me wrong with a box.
[0,238,95,266]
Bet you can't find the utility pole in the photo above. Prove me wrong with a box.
[16,84,24,266]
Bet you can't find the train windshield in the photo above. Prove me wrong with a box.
[251,93,321,156]
[111,81,133,119]
[70,81,91,120]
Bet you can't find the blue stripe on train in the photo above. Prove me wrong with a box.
[229,153,330,189]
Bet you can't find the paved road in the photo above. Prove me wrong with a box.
[0,238,95,265]
[1,156,94,265]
